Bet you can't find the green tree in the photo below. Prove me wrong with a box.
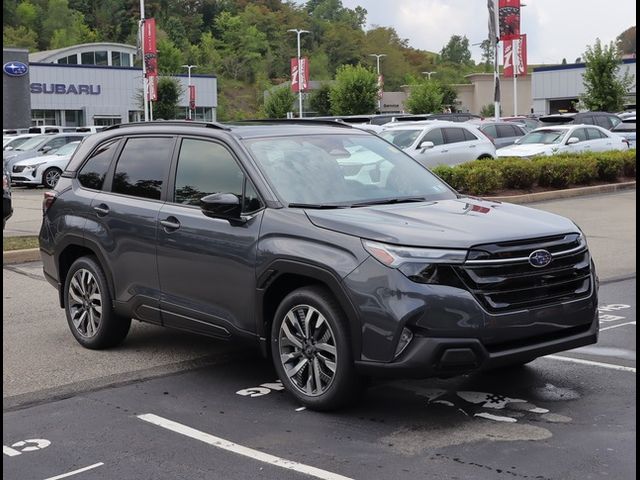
[154,77,182,119]
[263,86,295,118]
[616,26,636,55]
[309,83,332,115]
[581,39,635,112]
[440,83,458,109]
[479,39,494,71]
[3,26,38,50]
[440,35,472,65]
[157,37,183,74]
[405,81,444,114]
[329,64,378,115]
[480,103,496,117]
[15,1,40,31]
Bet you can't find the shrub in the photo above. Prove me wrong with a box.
[535,157,572,188]
[621,150,636,177]
[463,164,503,195]
[595,155,624,181]
[567,157,598,184]
[432,165,468,191]
[498,159,538,189]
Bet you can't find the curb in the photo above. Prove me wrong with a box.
[1,182,636,264]
[3,247,41,265]
[487,181,636,204]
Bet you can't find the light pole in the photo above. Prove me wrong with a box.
[422,71,436,80]
[288,28,310,118]
[369,54,386,112]
[181,64,197,120]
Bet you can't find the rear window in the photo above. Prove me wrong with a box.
[442,128,466,144]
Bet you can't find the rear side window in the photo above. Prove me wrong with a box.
[462,128,478,141]
[174,138,245,206]
[111,137,174,200]
[442,128,467,144]
[481,125,498,137]
[586,127,607,139]
[496,125,516,137]
[77,139,120,190]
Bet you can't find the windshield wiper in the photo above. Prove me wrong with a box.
[349,197,427,207]
[287,203,347,209]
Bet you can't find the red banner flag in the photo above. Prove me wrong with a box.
[143,18,158,79]
[499,0,520,40]
[189,85,196,110]
[290,57,310,93]
[503,34,527,77]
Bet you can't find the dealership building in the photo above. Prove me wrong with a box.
[3,43,218,129]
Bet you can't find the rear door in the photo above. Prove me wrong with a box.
[89,135,176,324]
[586,127,617,151]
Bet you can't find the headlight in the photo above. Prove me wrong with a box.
[362,239,467,275]
[24,163,44,170]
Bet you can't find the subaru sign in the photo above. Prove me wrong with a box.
[3,61,29,77]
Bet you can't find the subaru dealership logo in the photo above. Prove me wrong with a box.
[528,249,552,268]
[3,61,29,77]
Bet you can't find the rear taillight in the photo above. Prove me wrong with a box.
[43,190,58,215]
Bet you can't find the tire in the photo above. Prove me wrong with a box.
[63,256,131,349]
[477,154,493,160]
[271,286,364,411]
[42,167,62,188]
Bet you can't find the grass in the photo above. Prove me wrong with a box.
[3,235,39,251]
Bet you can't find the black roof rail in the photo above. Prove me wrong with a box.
[231,118,354,128]
[103,120,231,131]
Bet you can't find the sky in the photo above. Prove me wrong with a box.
[336,0,636,64]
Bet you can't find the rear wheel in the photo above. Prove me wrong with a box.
[64,256,131,349]
[42,167,62,188]
[271,286,364,410]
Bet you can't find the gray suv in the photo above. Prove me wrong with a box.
[39,121,599,410]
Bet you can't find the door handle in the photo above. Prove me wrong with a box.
[441,150,449,153]
[93,204,109,216]
[468,145,477,148]
[160,216,181,231]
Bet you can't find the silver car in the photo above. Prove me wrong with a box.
[381,121,496,168]
[3,133,87,172]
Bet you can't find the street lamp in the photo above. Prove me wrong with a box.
[422,71,436,80]
[287,28,310,118]
[369,54,386,111]
[181,64,197,120]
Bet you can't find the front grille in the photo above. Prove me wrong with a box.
[12,165,26,173]
[455,234,592,313]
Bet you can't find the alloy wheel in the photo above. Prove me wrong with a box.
[44,169,60,188]
[67,268,103,338]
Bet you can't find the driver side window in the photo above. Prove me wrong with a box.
[421,128,444,146]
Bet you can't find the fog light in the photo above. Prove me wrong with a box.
[394,327,413,358]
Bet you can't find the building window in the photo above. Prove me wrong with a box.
[93,116,122,126]
[81,51,95,65]
[65,110,85,127]
[121,53,131,67]
[128,111,143,123]
[95,51,108,66]
[58,57,68,64]
[31,110,59,126]
[111,51,121,66]
[66,54,78,64]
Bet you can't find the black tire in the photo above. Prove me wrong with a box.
[64,256,131,349]
[42,167,62,188]
[477,154,493,160]
[271,286,364,411]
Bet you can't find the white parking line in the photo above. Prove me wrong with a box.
[546,355,636,373]
[43,463,104,480]
[138,413,353,480]
[600,321,636,332]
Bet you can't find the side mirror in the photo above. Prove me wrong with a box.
[40,145,53,153]
[514,138,520,144]
[200,193,243,222]
[418,141,435,153]
[566,136,580,145]
[4,146,13,151]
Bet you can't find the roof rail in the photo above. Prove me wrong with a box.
[103,120,231,131]
[232,118,354,128]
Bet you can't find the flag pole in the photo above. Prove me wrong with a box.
[493,1,500,121]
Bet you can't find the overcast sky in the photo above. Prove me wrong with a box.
[336,0,636,64]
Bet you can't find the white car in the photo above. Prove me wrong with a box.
[3,133,39,151]
[380,121,496,168]
[11,141,81,188]
[497,124,628,158]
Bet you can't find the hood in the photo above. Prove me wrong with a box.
[305,198,578,249]
[13,152,60,166]
[497,143,553,157]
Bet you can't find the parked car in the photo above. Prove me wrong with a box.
[11,141,81,188]
[501,116,541,132]
[3,128,30,136]
[427,112,483,124]
[497,124,628,157]
[75,126,107,133]
[478,121,527,148]
[3,167,12,229]
[538,112,621,130]
[40,120,598,410]
[616,110,636,121]
[611,117,636,148]
[381,121,496,167]
[3,133,40,151]
[26,125,65,134]
[3,133,87,172]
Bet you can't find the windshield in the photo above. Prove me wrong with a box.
[55,141,80,156]
[4,137,30,149]
[518,129,566,145]
[16,135,49,151]
[380,129,422,149]
[243,134,456,206]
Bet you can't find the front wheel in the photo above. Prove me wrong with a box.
[271,286,364,411]
[42,167,62,188]
[64,256,131,349]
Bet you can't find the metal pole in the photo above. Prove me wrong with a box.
[140,0,148,122]
[513,74,517,116]
[376,56,381,111]
[297,31,303,118]
[493,1,500,121]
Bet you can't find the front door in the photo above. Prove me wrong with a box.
[157,137,264,338]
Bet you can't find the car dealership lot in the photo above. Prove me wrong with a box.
[3,190,636,479]
[2,272,635,480]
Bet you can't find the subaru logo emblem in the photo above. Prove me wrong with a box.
[528,249,552,268]
[3,61,29,77]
